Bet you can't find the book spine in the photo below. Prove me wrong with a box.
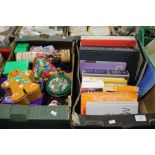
[103,86,139,93]
[81,86,138,93]
[82,76,127,82]
[81,88,103,93]
[80,61,126,71]
[80,46,135,52]
[82,69,129,78]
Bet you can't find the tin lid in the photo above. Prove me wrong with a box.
[46,74,71,97]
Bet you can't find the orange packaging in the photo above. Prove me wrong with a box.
[81,92,138,115]
[103,86,139,93]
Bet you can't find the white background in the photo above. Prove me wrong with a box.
[0,0,155,154]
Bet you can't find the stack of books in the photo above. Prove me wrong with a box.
[80,36,139,84]
[80,36,139,115]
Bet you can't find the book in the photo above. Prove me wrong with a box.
[82,76,128,85]
[80,46,136,52]
[81,88,103,93]
[81,80,104,89]
[82,69,129,79]
[81,92,138,115]
[85,101,138,115]
[80,36,136,48]
[80,46,139,85]
[80,60,126,71]
[81,85,139,93]
[103,85,138,92]
[138,62,155,98]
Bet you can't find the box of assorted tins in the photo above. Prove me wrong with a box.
[0,35,77,128]
[71,35,155,129]
[14,26,67,37]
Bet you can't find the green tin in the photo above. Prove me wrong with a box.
[46,74,71,97]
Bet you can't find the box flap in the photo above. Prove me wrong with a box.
[29,105,70,120]
[0,104,12,119]
[10,105,30,122]
[15,36,80,43]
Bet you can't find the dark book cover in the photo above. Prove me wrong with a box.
[80,46,139,84]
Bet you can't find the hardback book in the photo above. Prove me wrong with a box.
[80,60,126,71]
[80,46,136,52]
[82,69,129,79]
[85,101,138,115]
[80,36,137,48]
[81,85,139,93]
[81,79,104,89]
[81,92,138,115]
[138,62,155,98]
[79,46,139,85]
[82,76,128,85]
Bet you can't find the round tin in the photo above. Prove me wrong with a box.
[46,75,71,97]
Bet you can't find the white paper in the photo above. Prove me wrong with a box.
[135,115,147,122]
[86,101,138,115]
[50,110,57,116]
[109,120,116,124]
[82,80,104,89]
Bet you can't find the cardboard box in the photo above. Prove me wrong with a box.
[71,35,155,129]
[0,35,77,128]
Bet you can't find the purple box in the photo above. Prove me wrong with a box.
[2,94,43,106]
[80,60,126,71]
[1,95,14,104]
[0,78,6,90]
[30,94,43,106]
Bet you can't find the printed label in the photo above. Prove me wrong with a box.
[135,115,147,122]
[50,110,57,116]
[109,120,116,124]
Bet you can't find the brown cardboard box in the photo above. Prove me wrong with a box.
[0,36,77,129]
[139,86,155,114]
[71,36,155,129]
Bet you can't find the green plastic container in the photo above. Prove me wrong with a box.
[137,27,155,69]
[14,43,30,54]
[2,60,30,77]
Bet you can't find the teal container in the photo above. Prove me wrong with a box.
[137,27,155,69]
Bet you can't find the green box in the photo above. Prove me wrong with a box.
[14,43,30,54]
[2,60,30,77]
[0,36,77,128]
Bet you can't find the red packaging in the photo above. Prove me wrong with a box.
[0,48,11,59]
[80,36,136,48]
